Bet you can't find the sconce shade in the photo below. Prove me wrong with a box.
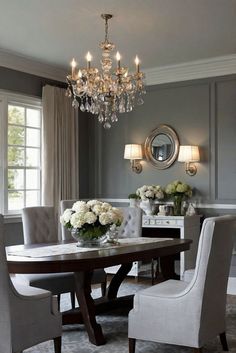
[124,144,143,160]
[178,145,200,162]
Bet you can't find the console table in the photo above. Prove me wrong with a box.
[142,215,201,277]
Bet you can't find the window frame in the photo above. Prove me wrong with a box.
[0,90,42,217]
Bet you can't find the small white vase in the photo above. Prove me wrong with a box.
[129,199,139,208]
[140,199,154,215]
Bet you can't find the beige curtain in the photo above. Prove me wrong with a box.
[42,85,79,210]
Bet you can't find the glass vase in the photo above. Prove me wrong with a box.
[173,195,183,216]
[71,228,107,247]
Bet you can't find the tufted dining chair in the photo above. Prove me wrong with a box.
[105,207,142,275]
[60,200,107,296]
[0,214,62,353]
[128,215,236,353]
[18,206,76,309]
[118,207,142,238]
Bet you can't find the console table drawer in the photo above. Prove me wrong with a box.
[142,218,182,227]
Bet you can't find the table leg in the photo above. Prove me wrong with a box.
[160,255,179,280]
[107,262,133,299]
[74,271,106,346]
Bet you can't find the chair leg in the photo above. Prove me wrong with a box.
[219,332,229,351]
[53,336,61,353]
[70,291,76,309]
[101,280,107,297]
[57,294,61,310]
[151,258,155,285]
[129,338,136,353]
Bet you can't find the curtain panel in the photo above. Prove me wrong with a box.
[42,85,79,210]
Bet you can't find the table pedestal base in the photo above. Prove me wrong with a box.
[62,263,133,345]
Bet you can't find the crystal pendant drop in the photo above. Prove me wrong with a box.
[104,121,111,129]
[85,100,90,112]
[98,112,104,123]
[126,100,133,112]
[90,102,95,114]
[80,103,85,112]
[137,95,144,105]
[111,112,118,122]
[72,99,79,108]
[119,98,125,113]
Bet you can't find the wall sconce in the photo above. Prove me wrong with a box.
[124,144,143,174]
[178,145,200,176]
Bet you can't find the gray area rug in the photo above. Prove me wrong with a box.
[25,280,236,353]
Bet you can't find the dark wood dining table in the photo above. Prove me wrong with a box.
[7,237,192,346]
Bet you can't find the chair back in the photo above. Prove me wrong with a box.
[22,206,58,244]
[60,199,78,240]
[0,214,13,353]
[118,207,142,238]
[188,215,236,340]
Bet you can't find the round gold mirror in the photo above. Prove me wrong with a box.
[144,124,179,169]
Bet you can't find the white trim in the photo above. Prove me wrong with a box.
[3,215,22,224]
[99,198,129,203]
[196,203,236,209]
[0,90,41,105]
[144,54,236,86]
[227,277,236,295]
[0,49,67,82]
[99,199,236,210]
[1,50,236,85]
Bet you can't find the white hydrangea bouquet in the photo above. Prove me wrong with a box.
[60,200,123,246]
[136,185,165,201]
[165,180,192,216]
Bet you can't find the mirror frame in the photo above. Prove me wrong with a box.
[144,124,179,169]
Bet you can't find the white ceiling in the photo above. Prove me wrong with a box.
[0,0,236,72]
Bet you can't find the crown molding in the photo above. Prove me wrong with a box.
[144,54,236,86]
[1,50,236,86]
[0,49,67,82]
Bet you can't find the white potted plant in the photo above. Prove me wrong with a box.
[128,193,140,207]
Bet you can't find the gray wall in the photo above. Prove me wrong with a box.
[89,75,236,206]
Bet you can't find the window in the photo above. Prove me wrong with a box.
[0,92,42,215]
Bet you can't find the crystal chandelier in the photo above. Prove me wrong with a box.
[66,14,145,129]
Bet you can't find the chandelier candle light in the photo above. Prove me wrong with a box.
[66,14,145,129]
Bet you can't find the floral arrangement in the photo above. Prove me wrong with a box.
[136,185,165,201]
[165,180,192,215]
[165,180,192,198]
[60,200,123,240]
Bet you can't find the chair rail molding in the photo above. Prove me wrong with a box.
[100,199,236,210]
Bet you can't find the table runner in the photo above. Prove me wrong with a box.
[7,237,173,258]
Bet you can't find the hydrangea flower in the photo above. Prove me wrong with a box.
[136,185,165,201]
[60,200,124,240]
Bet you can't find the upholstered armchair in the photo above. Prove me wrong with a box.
[18,206,76,309]
[0,214,62,353]
[128,215,236,352]
[60,200,107,296]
